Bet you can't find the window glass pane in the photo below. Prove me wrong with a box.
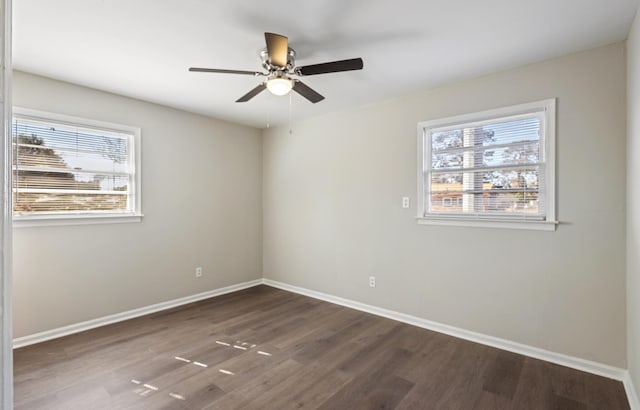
[430,191,540,215]
[12,114,136,216]
[432,142,540,171]
[14,146,130,174]
[432,152,464,170]
[429,167,542,216]
[13,121,129,173]
[13,192,128,213]
[427,114,544,218]
[485,142,539,166]
[431,168,540,191]
[431,129,463,150]
[479,117,540,146]
[13,170,129,191]
[431,116,540,151]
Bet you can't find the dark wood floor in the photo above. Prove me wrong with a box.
[14,285,629,409]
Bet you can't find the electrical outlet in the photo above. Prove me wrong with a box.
[402,197,410,209]
[369,276,376,288]
[195,267,203,278]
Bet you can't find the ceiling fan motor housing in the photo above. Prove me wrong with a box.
[261,48,296,72]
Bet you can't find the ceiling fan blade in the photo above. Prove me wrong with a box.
[236,83,267,103]
[189,67,263,76]
[265,32,289,67]
[292,81,325,104]
[296,58,363,76]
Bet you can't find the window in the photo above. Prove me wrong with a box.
[417,99,556,231]
[12,108,142,226]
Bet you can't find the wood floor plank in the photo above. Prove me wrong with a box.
[482,349,525,399]
[472,390,513,410]
[203,358,305,409]
[317,348,415,410]
[273,364,353,409]
[13,285,630,409]
[584,370,631,409]
[547,362,589,404]
[430,340,495,408]
[510,358,557,409]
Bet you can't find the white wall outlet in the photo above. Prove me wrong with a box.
[369,276,376,288]
[195,267,203,278]
[402,197,410,209]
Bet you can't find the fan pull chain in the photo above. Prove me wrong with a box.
[288,92,293,134]
[266,95,271,128]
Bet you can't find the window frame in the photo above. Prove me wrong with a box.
[416,99,557,231]
[12,107,142,227]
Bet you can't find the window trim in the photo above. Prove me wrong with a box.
[416,99,557,231]
[12,107,143,227]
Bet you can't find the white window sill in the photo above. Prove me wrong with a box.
[416,216,557,231]
[13,213,143,228]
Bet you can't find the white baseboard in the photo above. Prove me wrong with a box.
[262,279,627,382]
[13,279,263,349]
[624,372,640,410]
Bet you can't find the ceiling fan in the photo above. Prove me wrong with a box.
[189,32,364,104]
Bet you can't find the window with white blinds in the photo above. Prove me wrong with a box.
[417,99,556,231]
[12,108,141,224]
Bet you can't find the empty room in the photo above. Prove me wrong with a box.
[0,0,639,408]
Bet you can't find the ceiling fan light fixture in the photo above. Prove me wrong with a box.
[266,77,293,96]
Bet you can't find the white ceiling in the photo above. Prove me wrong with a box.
[13,0,640,128]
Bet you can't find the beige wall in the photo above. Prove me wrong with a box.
[263,43,627,367]
[628,10,640,401]
[12,71,263,338]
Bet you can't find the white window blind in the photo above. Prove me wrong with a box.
[12,109,141,222]
[417,99,556,230]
